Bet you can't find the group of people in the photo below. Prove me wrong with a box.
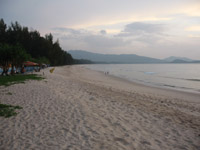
[0,66,42,76]
[104,71,109,75]
[21,66,41,74]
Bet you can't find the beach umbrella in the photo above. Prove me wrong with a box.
[23,61,39,66]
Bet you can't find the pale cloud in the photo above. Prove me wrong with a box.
[1,0,200,59]
[185,26,200,31]
[100,30,107,35]
[116,22,168,45]
[123,22,165,34]
[53,27,82,34]
[53,21,169,56]
[188,35,200,38]
[52,15,200,59]
[84,35,128,49]
[52,27,128,53]
[73,17,172,30]
[106,29,121,34]
[179,3,200,17]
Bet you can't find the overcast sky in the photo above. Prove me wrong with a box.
[1,0,200,59]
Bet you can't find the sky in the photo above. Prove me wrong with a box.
[0,0,200,59]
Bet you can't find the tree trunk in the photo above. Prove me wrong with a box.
[1,66,8,76]
[11,64,15,75]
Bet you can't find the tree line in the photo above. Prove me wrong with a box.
[0,18,74,75]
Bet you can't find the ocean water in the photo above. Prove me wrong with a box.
[84,64,200,93]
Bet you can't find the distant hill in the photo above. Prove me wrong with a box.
[164,56,194,62]
[69,50,200,64]
[171,59,189,63]
[171,59,200,63]
[69,50,164,64]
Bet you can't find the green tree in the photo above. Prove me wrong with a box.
[0,19,7,43]
[0,18,74,66]
[0,44,29,75]
[0,44,12,75]
[10,44,30,74]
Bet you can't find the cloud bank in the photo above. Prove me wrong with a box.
[1,0,200,59]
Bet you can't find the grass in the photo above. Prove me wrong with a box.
[0,74,44,117]
[0,103,23,118]
[6,92,12,95]
[0,74,44,86]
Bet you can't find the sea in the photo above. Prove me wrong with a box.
[84,64,200,94]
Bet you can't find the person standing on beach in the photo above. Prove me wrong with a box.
[21,66,26,74]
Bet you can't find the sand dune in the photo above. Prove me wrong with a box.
[0,65,199,150]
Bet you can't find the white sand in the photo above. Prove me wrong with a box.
[0,65,199,150]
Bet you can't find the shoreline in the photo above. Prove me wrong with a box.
[0,65,199,150]
[81,65,200,103]
[83,64,200,96]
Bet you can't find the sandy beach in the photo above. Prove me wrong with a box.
[0,65,200,150]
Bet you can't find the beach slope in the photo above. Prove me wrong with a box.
[0,66,199,150]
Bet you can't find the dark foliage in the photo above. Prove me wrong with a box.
[0,103,23,118]
[0,74,44,86]
[0,18,73,66]
[0,43,30,75]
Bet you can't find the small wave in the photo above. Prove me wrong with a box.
[160,76,200,82]
[163,84,192,90]
[160,76,184,80]
[163,84,195,90]
[144,72,155,75]
[163,84,176,88]
[162,84,200,93]
[186,79,200,82]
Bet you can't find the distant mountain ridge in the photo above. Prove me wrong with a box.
[69,50,164,64]
[163,56,194,62]
[69,50,199,64]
